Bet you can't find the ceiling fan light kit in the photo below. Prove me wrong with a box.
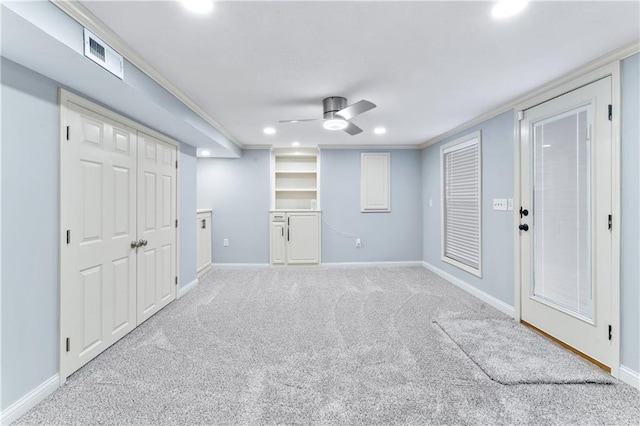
[323,117,349,131]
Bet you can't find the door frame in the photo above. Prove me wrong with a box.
[512,62,621,377]
[58,89,181,384]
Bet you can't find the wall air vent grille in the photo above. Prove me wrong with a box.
[83,28,124,80]
[89,38,105,62]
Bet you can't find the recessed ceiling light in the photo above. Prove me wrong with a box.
[374,127,387,135]
[323,118,348,131]
[491,0,529,19]
[542,144,551,148]
[263,127,276,135]
[201,150,210,156]
[181,0,214,14]
[291,141,300,147]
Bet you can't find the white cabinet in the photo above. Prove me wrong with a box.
[270,220,286,265]
[270,212,320,265]
[197,210,212,276]
[272,148,320,210]
[361,152,391,212]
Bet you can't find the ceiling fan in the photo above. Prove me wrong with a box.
[279,96,376,136]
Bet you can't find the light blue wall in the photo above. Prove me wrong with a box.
[320,149,423,262]
[0,58,203,410]
[422,110,515,305]
[197,151,271,264]
[620,53,639,372]
[1,58,59,410]
[180,144,198,288]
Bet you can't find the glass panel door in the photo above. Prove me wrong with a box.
[532,106,592,320]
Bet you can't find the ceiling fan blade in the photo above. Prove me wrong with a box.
[343,121,363,136]
[335,100,376,120]
[278,118,321,123]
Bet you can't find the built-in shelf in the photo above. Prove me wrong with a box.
[272,148,320,211]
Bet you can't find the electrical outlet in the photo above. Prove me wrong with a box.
[223,238,229,247]
[493,198,508,211]
[355,238,361,248]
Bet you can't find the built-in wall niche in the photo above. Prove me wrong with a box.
[271,149,320,211]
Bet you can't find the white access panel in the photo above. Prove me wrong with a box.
[286,213,320,264]
[137,132,177,324]
[61,102,137,378]
[361,152,391,212]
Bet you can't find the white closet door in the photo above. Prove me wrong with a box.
[137,132,177,324]
[61,102,137,378]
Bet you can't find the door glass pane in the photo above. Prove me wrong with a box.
[532,106,592,319]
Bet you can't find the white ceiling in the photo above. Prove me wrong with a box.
[80,1,639,149]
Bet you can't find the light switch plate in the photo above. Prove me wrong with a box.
[223,238,229,247]
[507,198,514,211]
[493,198,508,211]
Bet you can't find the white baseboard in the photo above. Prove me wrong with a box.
[1,374,59,425]
[422,261,515,318]
[178,278,199,299]
[619,365,640,389]
[212,263,270,269]
[322,261,423,268]
[197,263,212,279]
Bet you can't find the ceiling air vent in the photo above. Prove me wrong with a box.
[83,28,124,80]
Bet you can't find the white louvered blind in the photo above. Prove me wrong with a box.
[442,136,481,272]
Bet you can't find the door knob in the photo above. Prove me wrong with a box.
[141,240,148,246]
[131,240,139,249]
[519,224,529,231]
[520,207,529,218]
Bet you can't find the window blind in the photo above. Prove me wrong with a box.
[443,137,481,271]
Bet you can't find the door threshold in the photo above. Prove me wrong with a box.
[521,320,611,374]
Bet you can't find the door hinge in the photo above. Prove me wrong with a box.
[517,110,524,121]
[66,230,71,244]
[66,337,70,352]
[608,104,612,121]
[175,219,178,228]
[66,126,70,140]
[608,214,612,231]
[176,160,178,169]
[608,325,612,341]
[175,276,178,285]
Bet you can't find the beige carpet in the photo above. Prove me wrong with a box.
[16,267,640,425]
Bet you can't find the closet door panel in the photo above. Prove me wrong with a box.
[61,102,137,379]
[137,132,177,324]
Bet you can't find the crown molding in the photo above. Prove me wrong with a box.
[419,40,640,149]
[51,0,242,148]
[318,144,420,150]
[242,144,272,150]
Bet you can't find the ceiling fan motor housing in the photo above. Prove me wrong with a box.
[323,96,347,120]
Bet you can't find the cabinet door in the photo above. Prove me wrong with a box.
[270,222,286,264]
[287,213,320,264]
[196,217,204,272]
[202,215,212,267]
[361,152,390,212]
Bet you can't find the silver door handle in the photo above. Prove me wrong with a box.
[131,240,147,249]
